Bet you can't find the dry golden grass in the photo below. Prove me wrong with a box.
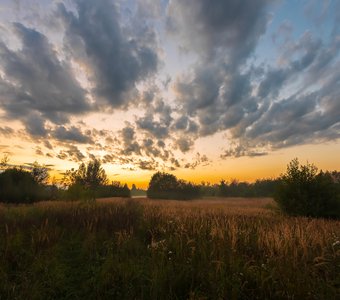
[96,196,276,216]
[147,197,274,214]
[0,197,339,299]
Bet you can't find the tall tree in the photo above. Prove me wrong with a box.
[66,159,108,201]
[31,161,49,185]
[0,154,9,170]
[275,158,340,218]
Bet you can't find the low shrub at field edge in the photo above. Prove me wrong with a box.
[0,199,339,299]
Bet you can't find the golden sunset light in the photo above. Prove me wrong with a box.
[0,0,339,186]
[0,1,339,298]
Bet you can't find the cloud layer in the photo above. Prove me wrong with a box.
[0,0,339,171]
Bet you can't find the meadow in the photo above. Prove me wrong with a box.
[0,197,339,299]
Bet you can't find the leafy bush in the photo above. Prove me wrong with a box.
[147,172,201,200]
[274,159,340,218]
[0,168,44,203]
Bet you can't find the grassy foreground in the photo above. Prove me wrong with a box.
[0,198,339,299]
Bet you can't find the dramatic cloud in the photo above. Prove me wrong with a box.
[52,126,92,144]
[57,0,159,108]
[0,23,89,128]
[0,0,339,173]
[120,125,141,156]
[221,145,267,159]
[0,126,14,137]
[167,0,269,63]
[57,145,86,162]
[167,0,270,153]
[184,153,210,169]
[169,0,340,157]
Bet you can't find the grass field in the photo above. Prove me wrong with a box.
[0,197,339,299]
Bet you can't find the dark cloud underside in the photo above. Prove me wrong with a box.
[0,0,339,167]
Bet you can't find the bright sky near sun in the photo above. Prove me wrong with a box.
[0,0,339,188]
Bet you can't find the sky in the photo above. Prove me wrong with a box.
[0,0,339,188]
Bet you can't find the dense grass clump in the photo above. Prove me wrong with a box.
[0,198,339,299]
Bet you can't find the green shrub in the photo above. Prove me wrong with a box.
[147,172,201,200]
[0,168,43,203]
[274,159,340,218]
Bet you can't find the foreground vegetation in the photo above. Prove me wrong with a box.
[0,198,339,299]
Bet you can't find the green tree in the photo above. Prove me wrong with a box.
[31,161,49,185]
[66,159,108,201]
[0,168,42,203]
[147,172,200,200]
[274,158,340,218]
[147,172,179,199]
[0,154,9,170]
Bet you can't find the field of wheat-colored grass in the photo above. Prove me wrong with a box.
[0,197,339,299]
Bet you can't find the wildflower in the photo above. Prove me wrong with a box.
[332,240,340,247]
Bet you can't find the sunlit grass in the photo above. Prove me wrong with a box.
[0,198,339,299]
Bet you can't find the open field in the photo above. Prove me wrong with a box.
[0,197,339,299]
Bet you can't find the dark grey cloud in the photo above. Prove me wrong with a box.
[135,93,173,139]
[170,157,181,169]
[118,124,176,168]
[43,140,53,150]
[0,23,89,125]
[52,126,92,144]
[167,0,269,64]
[0,0,339,164]
[175,137,194,153]
[221,145,267,159]
[57,145,85,162]
[257,69,289,99]
[25,113,47,137]
[138,159,158,170]
[57,0,159,108]
[184,153,209,169]
[173,116,188,130]
[169,0,340,157]
[0,0,160,147]
[120,125,141,156]
[136,114,169,139]
[0,126,14,136]
[35,147,44,156]
[170,0,271,144]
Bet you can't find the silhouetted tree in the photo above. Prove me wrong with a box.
[66,159,108,201]
[0,168,42,203]
[0,154,9,170]
[96,181,131,198]
[275,158,340,218]
[31,161,49,185]
[147,172,200,200]
[130,183,146,197]
[217,178,279,197]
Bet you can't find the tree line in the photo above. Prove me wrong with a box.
[0,155,339,218]
[0,158,130,203]
[147,161,339,218]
